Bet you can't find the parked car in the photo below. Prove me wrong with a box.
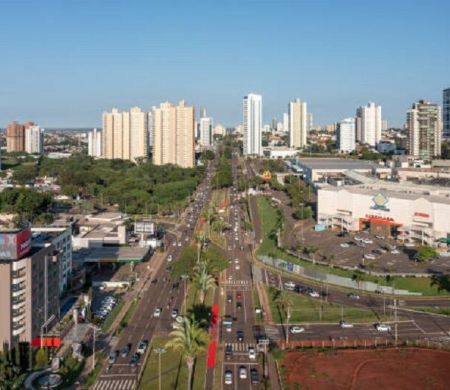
[250,368,260,384]
[224,370,233,385]
[227,295,232,303]
[309,290,320,298]
[340,243,350,248]
[348,293,360,300]
[239,366,247,379]
[289,326,305,334]
[363,238,374,244]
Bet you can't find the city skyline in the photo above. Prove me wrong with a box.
[1,0,449,127]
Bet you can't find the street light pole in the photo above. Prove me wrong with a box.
[154,348,166,390]
[87,324,100,372]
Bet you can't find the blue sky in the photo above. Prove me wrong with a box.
[0,0,449,127]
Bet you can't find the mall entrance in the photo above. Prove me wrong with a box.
[359,216,402,238]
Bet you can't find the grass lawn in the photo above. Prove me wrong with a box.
[114,298,139,336]
[255,196,449,296]
[266,286,386,324]
[139,337,207,390]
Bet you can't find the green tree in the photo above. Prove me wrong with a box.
[166,316,209,390]
[192,262,216,304]
[415,246,439,262]
[35,348,48,369]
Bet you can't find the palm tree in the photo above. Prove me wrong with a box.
[166,316,209,390]
[194,231,206,264]
[192,262,216,304]
[211,219,227,234]
[275,290,294,342]
[202,206,216,239]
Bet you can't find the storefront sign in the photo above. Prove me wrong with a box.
[414,212,430,218]
[370,192,390,212]
[365,214,394,222]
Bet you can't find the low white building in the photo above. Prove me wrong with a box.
[318,182,450,247]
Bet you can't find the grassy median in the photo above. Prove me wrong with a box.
[266,286,386,324]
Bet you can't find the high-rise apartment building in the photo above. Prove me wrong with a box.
[88,128,102,158]
[152,101,195,168]
[337,118,356,153]
[0,228,60,349]
[407,100,442,159]
[6,122,26,153]
[282,113,289,133]
[102,107,148,162]
[199,116,213,147]
[243,94,262,156]
[355,102,382,146]
[288,98,308,149]
[443,87,450,139]
[24,125,44,154]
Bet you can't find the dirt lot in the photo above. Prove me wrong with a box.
[282,348,450,390]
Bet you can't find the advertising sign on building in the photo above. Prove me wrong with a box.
[134,221,156,235]
[0,228,31,260]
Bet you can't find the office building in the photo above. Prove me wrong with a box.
[88,128,102,158]
[25,125,44,154]
[6,122,26,153]
[407,100,442,159]
[243,93,262,156]
[337,118,356,152]
[444,88,450,138]
[0,228,60,348]
[152,101,195,168]
[102,107,148,162]
[289,99,308,149]
[355,102,382,146]
[199,116,213,147]
[31,226,72,294]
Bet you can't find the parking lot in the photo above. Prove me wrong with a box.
[295,227,450,274]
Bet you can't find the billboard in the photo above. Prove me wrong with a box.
[0,228,32,260]
[134,221,156,235]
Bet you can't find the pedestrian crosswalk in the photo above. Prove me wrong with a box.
[223,280,251,290]
[263,325,281,341]
[225,342,256,352]
[93,378,136,390]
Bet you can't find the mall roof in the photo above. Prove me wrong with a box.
[73,246,150,263]
[296,158,379,170]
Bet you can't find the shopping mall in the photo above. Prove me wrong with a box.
[317,182,450,247]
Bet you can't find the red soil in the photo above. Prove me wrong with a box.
[282,348,450,390]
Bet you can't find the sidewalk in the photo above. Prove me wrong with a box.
[256,282,274,325]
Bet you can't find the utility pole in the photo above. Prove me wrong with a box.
[394,298,398,347]
[155,348,166,390]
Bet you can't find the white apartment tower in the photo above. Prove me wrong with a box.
[243,93,262,156]
[355,102,382,146]
[24,125,44,154]
[102,107,148,162]
[152,101,195,168]
[407,100,442,160]
[289,98,307,148]
[199,117,213,147]
[88,128,102,157]
[282,113,289,133]
[337,118,356,153]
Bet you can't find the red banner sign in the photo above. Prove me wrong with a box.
[31,337,61,348]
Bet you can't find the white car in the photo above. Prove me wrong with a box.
[235,264,240,270]
[339,321,354,328]
[239,366,247,379]
[167,255,172,262]
[391,249,400,254]
[153,308,162,318]
[309,291,320,298]
[248,347,256,360]
[284,281,295,290]
[364,253,376,260]
[375,323,391,332]
[289,326,305,334]
[224,370,233,385]
[340,243,350,248]
[363,238,374,244]
[354,236,362,242]
[234,259,239,264]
